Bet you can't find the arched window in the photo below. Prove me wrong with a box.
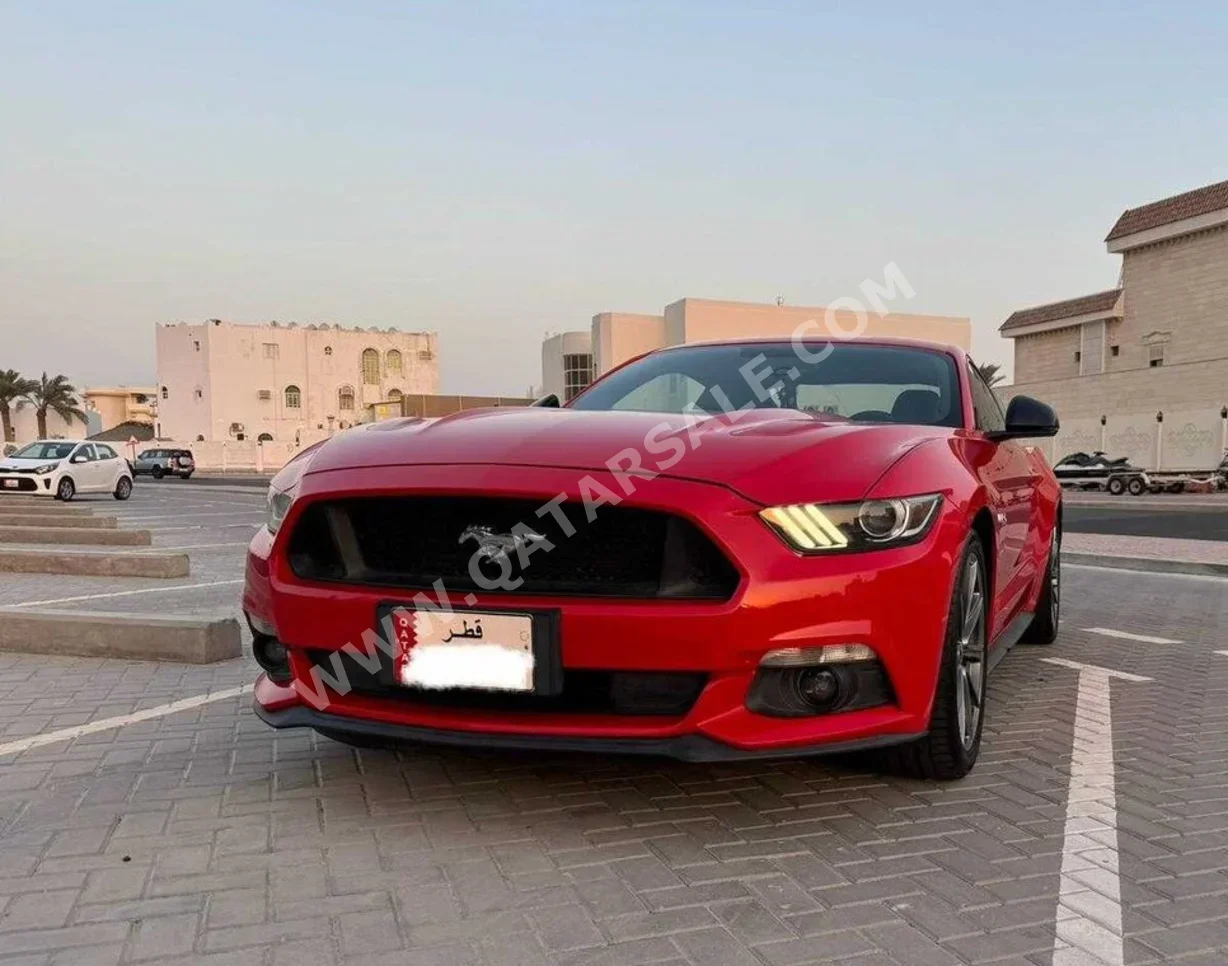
[284,385,302,409]
[257,433,274,443]
[361,348,380,384]
[387,388,403,402]
[338,385,355,411]
[324,345,333,356]
[386,349,403,376]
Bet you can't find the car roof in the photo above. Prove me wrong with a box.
[26,439,88,445]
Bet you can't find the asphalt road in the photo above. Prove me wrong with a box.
[1067,503,1228,541]
[2,485,1228,964]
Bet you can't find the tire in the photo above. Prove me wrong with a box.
[56,477,76,501]
[1022,527,1060,645]
[150,465,165,480]
[1106,476,1125,496]
[1128,477,1145,496]
[180,472,193,480]
[315,728,397,750]
[113,476,133,501]
[880,536,988,781]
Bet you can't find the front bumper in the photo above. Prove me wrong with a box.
[252,675,922,761]
[246,465,965,756]
[0,475,53,494]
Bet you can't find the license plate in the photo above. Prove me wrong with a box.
[390,608,535,692]
[2,480,18,488]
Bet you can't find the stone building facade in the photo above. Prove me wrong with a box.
[156,320,439,443]
[543,297,971,396]
[1001,179,1228,469]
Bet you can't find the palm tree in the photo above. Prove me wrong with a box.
[976,362,1006,388]
[20,373,87,439]
[0,370,37,443]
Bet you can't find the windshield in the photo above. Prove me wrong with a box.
[9,442,76,460]
[571,343,964,428]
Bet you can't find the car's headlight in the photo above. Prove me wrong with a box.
[760,494,943,553]
[33,463,58,475]
[266,485,296,534]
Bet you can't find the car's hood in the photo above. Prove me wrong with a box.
[303,408,949,506]
[0,458,44,471]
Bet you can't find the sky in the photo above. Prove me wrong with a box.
[2,1,1226,395]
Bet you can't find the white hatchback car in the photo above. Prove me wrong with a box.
[0,440,134,501]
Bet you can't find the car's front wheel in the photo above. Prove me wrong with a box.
[151,465,165,480]
[113,476,133,501]
[882,535,987,780]
[1022,527,1060,645]
[56,477,75,501]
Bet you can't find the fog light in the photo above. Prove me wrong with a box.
[252,634,290,681]
[760,643,877,667]
[797,668,841,710]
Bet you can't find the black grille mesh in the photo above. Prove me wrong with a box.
[287,496,738,600]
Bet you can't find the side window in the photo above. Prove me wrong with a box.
[96,445,117,460]
[74,444,97,462]
[966,363,1006,433]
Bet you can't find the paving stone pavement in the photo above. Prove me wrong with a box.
[0,488,1226,964]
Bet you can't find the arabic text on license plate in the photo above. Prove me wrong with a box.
[396,611,534,692]
[2,480,18,488]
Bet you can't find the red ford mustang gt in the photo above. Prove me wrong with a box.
[245,337,1061,778]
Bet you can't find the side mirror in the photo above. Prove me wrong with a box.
[70,454,88,464]
[991,395,1059,440]
[531,393,561,408]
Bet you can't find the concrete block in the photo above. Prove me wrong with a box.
[0,549,189,578]
[0,514,117,528]
[0,610,242,663]
[0,526,151,546]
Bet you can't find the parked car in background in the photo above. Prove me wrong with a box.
[0,439,133,501]
[133,448,195,480]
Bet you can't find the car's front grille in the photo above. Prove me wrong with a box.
[287,496,739,600]
[0,477,38,491]
[305,648,707,716]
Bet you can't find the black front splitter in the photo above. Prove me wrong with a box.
[253,700,921,763]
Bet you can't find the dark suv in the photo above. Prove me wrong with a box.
[133,448,196,480]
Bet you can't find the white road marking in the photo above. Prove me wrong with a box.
[1216,651,1228,658]
[0,685,253,757]
[1084,627,1182,645]
[140,542,251,551]
[5,579,244,608]
[1042,658,1151,966]
[146,524,260,532]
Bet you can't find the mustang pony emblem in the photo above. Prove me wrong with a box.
[459,525,548,563]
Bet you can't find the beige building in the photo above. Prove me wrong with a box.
[1001,178,1228,469]
[83,386,156,433]
[156,320,439,443]
[543,297,971,399]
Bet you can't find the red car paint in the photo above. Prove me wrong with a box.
[245,338,1061,759]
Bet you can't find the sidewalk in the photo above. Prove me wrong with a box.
[1064,532,1228,576]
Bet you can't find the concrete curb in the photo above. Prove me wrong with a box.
[0,514,118,528]
[0,526,149,546]
[0,499,94,514]
[0,609,242,663]
[0,548,189,578]
[1063,551,1228,578]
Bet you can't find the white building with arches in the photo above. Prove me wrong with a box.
[155,319,439,443]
